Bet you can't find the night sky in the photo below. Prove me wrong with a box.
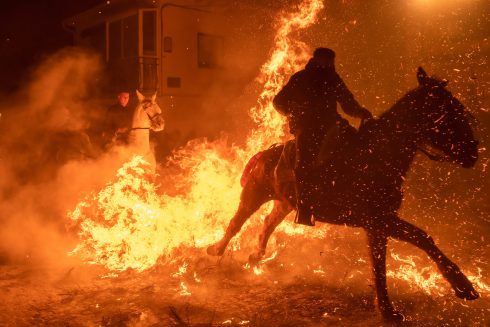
[0,0,105,92]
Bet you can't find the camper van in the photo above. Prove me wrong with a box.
[64,0,278,159]
[63,0,233,153]
[63,0,225,96]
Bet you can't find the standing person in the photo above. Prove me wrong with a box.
[102,90,133,147]
[273,47,372,226]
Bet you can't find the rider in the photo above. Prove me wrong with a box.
[102,89,133,147]
[273,47,372,226]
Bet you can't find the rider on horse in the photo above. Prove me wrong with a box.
[273,47,372,226]
[102,89,134,147]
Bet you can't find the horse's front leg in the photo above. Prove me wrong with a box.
[207,180,269,256]
[249,200,292,264]
[386,217,479,301]
[367,231,404,321]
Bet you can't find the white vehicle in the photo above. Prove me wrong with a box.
[64,0,226,109]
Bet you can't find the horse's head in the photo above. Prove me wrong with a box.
[416,67,478,168]
[134,90,165,132]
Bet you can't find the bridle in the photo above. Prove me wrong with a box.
[359,117,449,163]
[130,102,162,131]
[417,145,448,162]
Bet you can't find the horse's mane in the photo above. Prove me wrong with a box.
[359,87,423,137]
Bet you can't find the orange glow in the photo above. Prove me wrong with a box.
[69,0,325,272]
[388,252,446,296]
[67,0,488,300]
[388,252,489,296]
[247,0,325,150]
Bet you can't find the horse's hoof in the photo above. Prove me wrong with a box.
[454,285,479,301]
[442,266,480,300]
[453,274,479,300]
[206,244,224,256]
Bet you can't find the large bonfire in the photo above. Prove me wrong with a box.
[69,0,326,272]
[68,0,488,298]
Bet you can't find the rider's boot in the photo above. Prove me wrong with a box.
[294,202,314,226]
[294,179,315,226]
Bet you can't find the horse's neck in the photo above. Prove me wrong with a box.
[366,90,424,176]
[129,106,151,155]
[129,129,150,153]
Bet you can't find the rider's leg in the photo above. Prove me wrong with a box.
[294,128,316,226]
[294,127,328,226]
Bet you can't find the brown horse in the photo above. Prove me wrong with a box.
[207,68,480,320]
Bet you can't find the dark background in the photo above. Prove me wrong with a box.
[0,0,105,92]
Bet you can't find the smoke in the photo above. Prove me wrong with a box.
[155,2,284,158]
[0,1,287,270]
[0,48,137,267]
[168,0,490,297]
[0,0,487,290]
[185,0,490,262]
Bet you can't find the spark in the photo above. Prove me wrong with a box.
[68,0,325,272]
[179,281,191,296]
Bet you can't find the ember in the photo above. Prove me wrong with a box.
[66,0,489,307]
[68,0,326,272]
[1,0,487,325]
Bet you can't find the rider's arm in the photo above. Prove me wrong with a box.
[334,75,372,119]
[102,107,117,138]
[273,74,303,116]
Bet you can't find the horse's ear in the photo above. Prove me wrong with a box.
[136,90,145,103]
[151,91,157,103]
[417,67,428,86]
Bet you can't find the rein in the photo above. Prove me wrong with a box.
[131,102,161,130]
[417,146,447,162]
[360,118,448,163]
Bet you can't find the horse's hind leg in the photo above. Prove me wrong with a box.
[367,231,404,321]
[385,217,479,300]
[207,181,270,257]
[249,200,292,264]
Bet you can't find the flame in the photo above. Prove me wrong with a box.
[69,0,325,271]
[388,252,490,296]
[179,281,191,296]
[67,0,488,300]
[468,268,490,293]
[388,252,447,296]
[247,0,325,150]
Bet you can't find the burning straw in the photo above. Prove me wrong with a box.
[67,0,489,299]
[68,0,326,272]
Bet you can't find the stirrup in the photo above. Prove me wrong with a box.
[294,209,315,226]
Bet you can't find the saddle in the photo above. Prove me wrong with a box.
[274,121,357,186]
[274,140,296,185]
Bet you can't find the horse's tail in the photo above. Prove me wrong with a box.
[240,151,264,187]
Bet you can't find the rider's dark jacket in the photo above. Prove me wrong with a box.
[273,60,368,132]
[102,103,133,145]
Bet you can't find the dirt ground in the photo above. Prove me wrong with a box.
[1,238,488,327]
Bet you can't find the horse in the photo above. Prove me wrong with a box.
[127,90,165,167]
[207,67,480,320]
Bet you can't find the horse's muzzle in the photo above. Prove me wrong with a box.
[150,114,165,132]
